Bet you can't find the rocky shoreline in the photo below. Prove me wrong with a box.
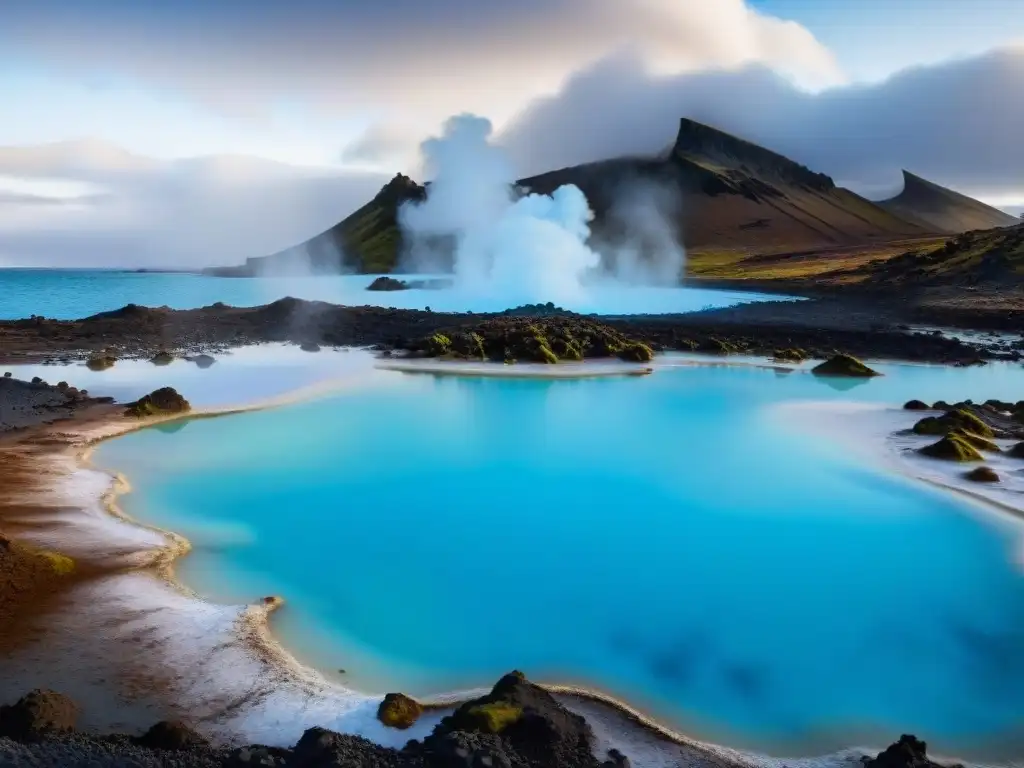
[0,294,1016,367]
[0,677,962,768]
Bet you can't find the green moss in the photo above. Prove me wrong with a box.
[616,342,654,362]
[811,354,880,377]
[37,551,75,576]
[947,428,1000,453]
[919,434,983,462]
[912,409,994,438]
[426,333,451,356]
[537,341,559,365]
[465,702,523,734]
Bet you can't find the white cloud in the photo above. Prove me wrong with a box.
[497,46,1024,198]
[0,140,387,268]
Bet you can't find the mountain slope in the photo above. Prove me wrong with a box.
[206,174,425,276]
[876,171,1019,234]
[520,118,930,254]
[210,119,933,275]
[863,222,1024,286]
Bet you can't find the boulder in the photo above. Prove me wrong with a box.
[1010,442,1024,459]
[947,428,1000,453]
[811,354,880,377]
[932,400,952,411]
[903,400,930,411]
[0,690,79,740]
[863,734,954,768]
[150,351,174,366]
[137,720,209,751]
[291,726,403,767]
[377,692,423,730]
[367,276,408,291]
[965,466,1000,483]
[919,434,983,462]
[124,387,191,418]
[912,409,994,438]
[299,342,321,353]
[426,671,595,768]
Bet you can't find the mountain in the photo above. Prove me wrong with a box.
[205,174,425,276]
[876,170,1019,234]
[209,118,938,276]
[521,118,929,254]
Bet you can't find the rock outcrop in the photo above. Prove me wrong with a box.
[0,690,79,740]
[412,317,654,364]
[965,466,1000,483]
[903,400,930,411]
[919,434,983,462]
[124,387,191,419]
[811,354,880,377]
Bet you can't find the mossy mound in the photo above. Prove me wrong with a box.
[912,409,994,438]
[85,355,116,371]
[773,348,808,362]
[932,400,952,411]
[124,387,191,418]
[464,702,523,734]
[150,351,174,366]
[414,317,654,364]
[947,428,1000,453]
[811,354,880,378]
[965,466,1000,483]
[903,400,930,411]
[1010,442,1024,459]
[376,693,422,730]
[698,337,739,355]
[919,434,983,462]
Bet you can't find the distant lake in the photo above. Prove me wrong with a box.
[0,268,789,320]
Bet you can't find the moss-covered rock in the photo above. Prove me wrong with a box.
[413,317,654,365]
[912,409,994,438]
[903,400,930,411]
[1010,442,1024,459]
[150,351,174,366]
[811,354,880,377]
[36,551,75,576]
[932,400,952,411]
[376,693,422,730]
[124,387,191,419]
[85,355,116,371]
[773,348,808,362]
[947,428,1000,453]
[698,337,738,355]
[425,333,451,356]
[464,702,524,734]
[965,466,1000,483]
[919,434,983,462]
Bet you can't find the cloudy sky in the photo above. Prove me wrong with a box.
[1,0,1021,267]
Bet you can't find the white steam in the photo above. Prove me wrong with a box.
[400,114,684,309]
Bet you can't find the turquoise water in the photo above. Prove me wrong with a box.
[0,269,785,320]
[94,361,1024,755]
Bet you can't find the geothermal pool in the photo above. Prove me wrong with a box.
[91,356,1024,756]
[0,269,789,319]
